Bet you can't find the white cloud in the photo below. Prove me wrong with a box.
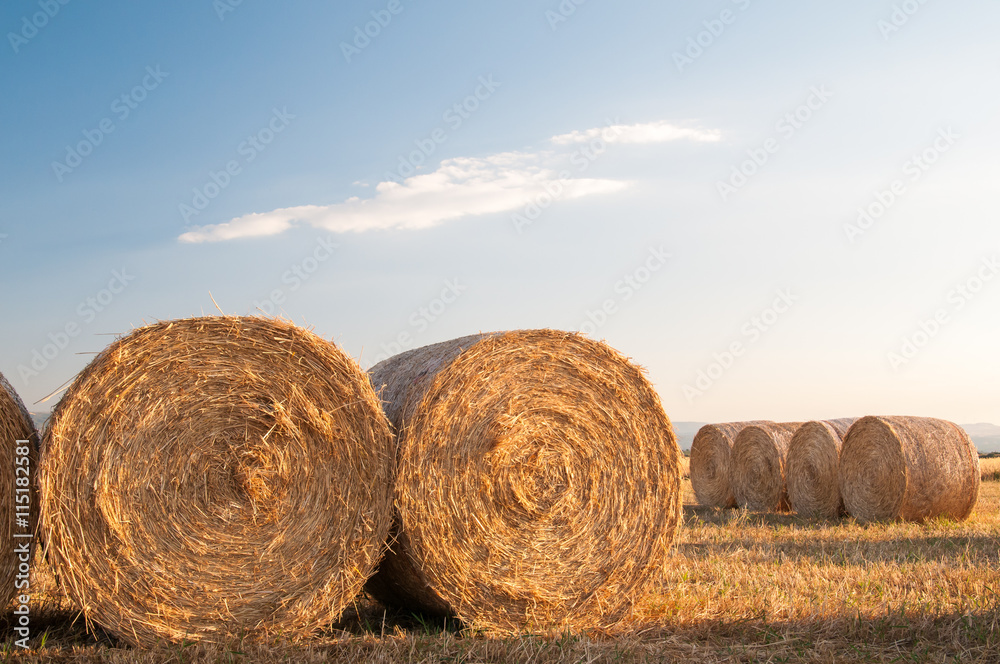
[178,210,305,242]
[178,120,717,243]
[180,152,625,243]
[550,120,721,146]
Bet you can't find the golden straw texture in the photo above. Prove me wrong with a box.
[839,416,980,523]
[786,419,856,518]
[1,371,39,608]
[365,330,682,632]
[39,316,394,646]
[690,422,771,508]
[730,422,803,512]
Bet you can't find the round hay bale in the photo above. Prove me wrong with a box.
[1,371,39,608]
[730,422,803,512]
[690,421,771,508]
[839,416,980,523]
[364,330,682,632]
[786,419,856,518]
[39,316,394,646]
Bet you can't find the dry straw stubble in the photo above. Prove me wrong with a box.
[1,371,39,608]
[365,330,682,632]
[39,316,395,646]
[786,418,857,518]
[690,421,771,508]
[730,422,803,512]
[839,416,980,522]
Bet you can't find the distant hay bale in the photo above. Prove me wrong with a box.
[690,421,770,508]
[839,416,980,522]
[365,330,682,632]
[1,371,39,608]
[786,419,857,518]
[38,316,394,646]
[730,422,803,512]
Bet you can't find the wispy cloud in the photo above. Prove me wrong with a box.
[549,120,722,146]
[179,152,624,242]
[179,120,718,243]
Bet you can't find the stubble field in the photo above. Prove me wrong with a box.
[3,458,998,663]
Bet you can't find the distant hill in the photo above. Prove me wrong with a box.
[672,422,708,454]
[671,421,1000,455]
[962,423,1000,454]
[962,423,1000,437]
[30,412,49,431]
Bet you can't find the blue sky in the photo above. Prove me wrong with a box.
[1,1,998,427]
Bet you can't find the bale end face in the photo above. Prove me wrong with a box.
[730,423,800,512]
[690,425,736,508]
[366,329,682,632]
[840,416,979,523]
[786,420,854,518]
[38,316,395,646]
[689,421,773,508]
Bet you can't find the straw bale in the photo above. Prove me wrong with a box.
[39,316,394,645]
[730,422,803,512]
[690,421,771,508]
[786,418,857,518]
[839,416,979,522]
[365,330,681,632]
[1,371,39,608]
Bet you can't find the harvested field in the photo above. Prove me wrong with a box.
[981,457,1000,482]
[4,460,999,662]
